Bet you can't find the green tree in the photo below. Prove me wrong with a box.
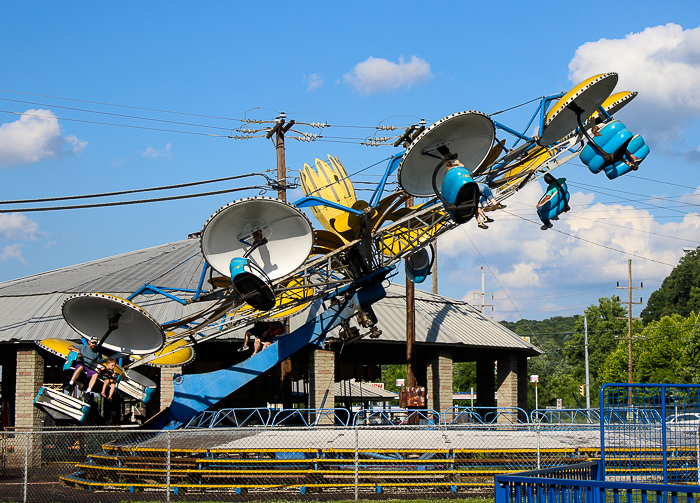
[381,364,406,393]
[642,248,700,323]
[561,297,630,406]
[600,312,699,384]
[500,315,580,408]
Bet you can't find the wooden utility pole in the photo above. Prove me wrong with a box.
[405,196,417,388]
[393,123,424,391]
[616,259,643,405]
[266,112,295,202]
[431,242,438,294]
[267,112,295,408]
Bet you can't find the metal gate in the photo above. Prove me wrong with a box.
[601,384,700,485]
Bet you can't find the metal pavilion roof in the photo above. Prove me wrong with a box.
[0,238,540,355]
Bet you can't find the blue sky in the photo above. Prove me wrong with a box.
[1,2,700,321]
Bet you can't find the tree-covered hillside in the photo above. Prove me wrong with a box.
[378,250,700,411]
[642,247,700,323]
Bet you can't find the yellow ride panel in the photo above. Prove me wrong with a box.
[135,338,195,367]
[300,155,360,242]
[494,148,552,191]
[546,73,608,124]
[37,338,125,376]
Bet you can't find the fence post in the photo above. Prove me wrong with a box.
[166,430,171,501]
[536,423,541,470]
[494,477,509,503]
[661,384,667,484]
[23,432,28,503]
[354,427,359,501]
[697,422,700,484]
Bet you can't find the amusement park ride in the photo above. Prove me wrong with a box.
[33,73,650,428]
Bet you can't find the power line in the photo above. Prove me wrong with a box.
[0,172,267,205]
[0,185,267,213]
[555,214,700,245]
[627,174,700,191]
[501,209,677,267]
[0,88,407,131]
[0,97,238,131]
[0,110,232,138]
[0,88,245,121]
[570,180,700,204]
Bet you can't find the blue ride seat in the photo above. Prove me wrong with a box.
[441,165,479,224]
[143,386,156,404]
[537,174,570,229]
[579,120,650,179]
[63,351,79,371]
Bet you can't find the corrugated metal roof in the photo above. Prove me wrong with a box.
[335,379,398,400]
[0,239,203,296]
[368,285,540,352]
[0,238,540,355]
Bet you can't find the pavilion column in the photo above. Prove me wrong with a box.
[476,356,495,408]
[15,347,44,430]
[517,354,529,413]
[308,348,335,424]
[160,366,182,410]
[12,347,44,468]
[497,351,527,422]
[427,349,453,413]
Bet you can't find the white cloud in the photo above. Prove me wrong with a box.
[0,213,39,241]
[142,143,172,159]
[0,244,26,264]
[343,56,432,93]
[568,23,700,154]
[306,74,324,91]
[438,181,700,320]
[0,109,87,167]
[64,135,87,154]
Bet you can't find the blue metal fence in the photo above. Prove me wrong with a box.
[494,384,700,503]
[495,461,700,503]
[601,384,700,486]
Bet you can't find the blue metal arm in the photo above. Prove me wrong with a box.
[292,196,365,216]
[369,152,404,207]
[147,271,390,430]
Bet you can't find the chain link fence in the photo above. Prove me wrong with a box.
[601,383,700,486]
[0,422,601,502]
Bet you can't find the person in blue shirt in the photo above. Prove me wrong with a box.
[63,337,103,394]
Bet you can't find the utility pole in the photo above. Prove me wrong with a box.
[394,123,425,393]
[584,316,591,409]
[472,267,493,315]
[266,112,295,202]
[431,241,438,295]
[267,112,295,408]
[405,196,417,388]
[616,259,643,406]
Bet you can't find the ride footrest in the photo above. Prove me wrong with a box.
[34,387,90,423]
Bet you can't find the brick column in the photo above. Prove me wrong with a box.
[497,352,520,423]
[15,348,44,430]
[12,347,44,467]
[476,357,495,408]
[427,349,453,413]
[308,348,335,425]
[160,366,182,410]
[517,354,529,414]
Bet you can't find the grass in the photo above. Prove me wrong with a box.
[114,500,495,503]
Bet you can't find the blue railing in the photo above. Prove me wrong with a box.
[444,406,530,424]
[495,461,700,503]
[271,408,351,427]
[352,408,440,426]
[530,408,600,425]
